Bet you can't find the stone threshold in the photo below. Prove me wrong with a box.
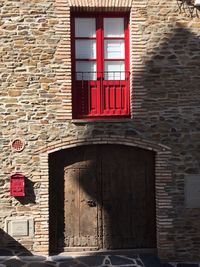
[58,248,157,256]
[72,118,132,124]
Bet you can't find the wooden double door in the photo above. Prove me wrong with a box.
[64,145,156,251]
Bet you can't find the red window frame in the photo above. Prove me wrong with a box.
[71,12,130,119]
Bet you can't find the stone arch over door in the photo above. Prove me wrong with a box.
[36,136,172,257]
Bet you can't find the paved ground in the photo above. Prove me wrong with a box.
[0,249,199,267]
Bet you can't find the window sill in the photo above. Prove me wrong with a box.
[72,118,132,124]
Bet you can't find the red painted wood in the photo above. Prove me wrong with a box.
[10,173,25,197]
[124,16,130,115]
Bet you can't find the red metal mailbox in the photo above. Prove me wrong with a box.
[10,173,25,197]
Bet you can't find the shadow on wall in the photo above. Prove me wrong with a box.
[49,153,65,253]
[140,26,200,142]
[0,229,33,256]
[139,26,200,261]
[15,177,36,205]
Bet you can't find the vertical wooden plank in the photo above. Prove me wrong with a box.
[64,145,100,250]
[64,168,80,247]
[79,168,98,247]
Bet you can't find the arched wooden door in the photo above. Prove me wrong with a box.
[64,145,156,251]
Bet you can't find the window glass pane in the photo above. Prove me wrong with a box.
[104,18,124,37]
[76,40,96,59]
[104,61,125,80]
[76,61,96,80]
[75,18,96,37]
[104,40,124,59]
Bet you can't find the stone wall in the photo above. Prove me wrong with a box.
[0,0,200,261]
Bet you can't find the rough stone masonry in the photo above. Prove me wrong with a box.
[0,0,200,262]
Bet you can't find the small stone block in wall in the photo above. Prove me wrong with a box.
[12,220,28,236]
[185,175,200,208]
[5,218,34,237]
